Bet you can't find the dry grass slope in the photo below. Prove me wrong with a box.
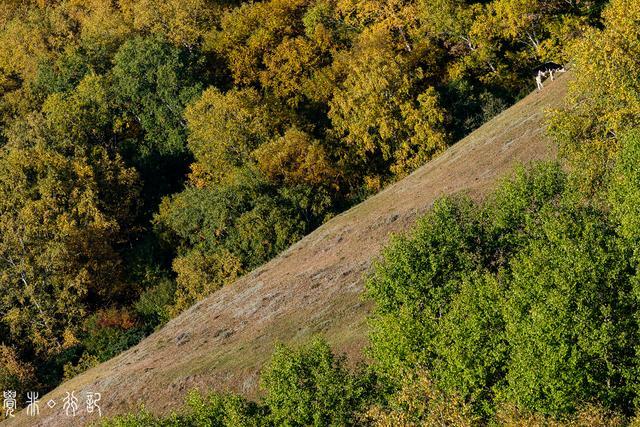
[6,73,569,426]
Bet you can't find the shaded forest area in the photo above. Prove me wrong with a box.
[0,0,615,410]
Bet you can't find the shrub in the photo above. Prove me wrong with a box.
[0,345,37,395]
[501,204,637,415]
[133,279,177,332]
[433,272,507,416]
[260,337,362,426]
[363,370,477,427]
[609,131,640,247]
[365,196,485,379]
[100,391,265,427]
[366,161,640,417]
[81,308,146,363]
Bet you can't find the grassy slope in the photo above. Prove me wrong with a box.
[7,73,568,426]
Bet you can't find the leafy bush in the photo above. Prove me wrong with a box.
[501,204,636,414]
[133,279,176,332]
[609,131,640,247]
[365,195,485,378]
[363,370,478,427]
[80,308,146,363]
[433,272,507,416]
[261,337,365,426]
[101,336,371,427]
[0,345,36,394]
[100,391,265,427]
[366,161,640,418]
[155,170,307,313]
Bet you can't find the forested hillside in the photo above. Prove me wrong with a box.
[3,0,640,425]
[10,60,566,427]
[95,0,640,417]
[0,0,606,402]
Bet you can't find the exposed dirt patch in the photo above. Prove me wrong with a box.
[6,74,569,426]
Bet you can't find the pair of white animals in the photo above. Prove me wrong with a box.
[534,62,567,90]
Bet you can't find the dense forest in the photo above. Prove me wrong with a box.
[1,0,639,424]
